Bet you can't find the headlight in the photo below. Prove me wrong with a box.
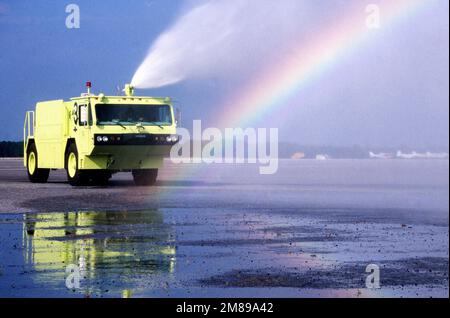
[166,135,178,142]
[96,136,103,142]
[102,136,109,142]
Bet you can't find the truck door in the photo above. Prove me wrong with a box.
[72,102,92,155]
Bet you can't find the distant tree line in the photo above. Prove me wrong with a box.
[1,139,445,159]
[0,141,23,157]
[171,140,372,159]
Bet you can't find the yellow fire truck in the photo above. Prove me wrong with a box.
[24,83,178,186]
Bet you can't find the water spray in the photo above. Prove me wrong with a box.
[130,0,307,89]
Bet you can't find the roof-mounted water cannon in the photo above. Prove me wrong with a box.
[124,84,135,97]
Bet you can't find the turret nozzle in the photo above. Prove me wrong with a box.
[124,84,134,96]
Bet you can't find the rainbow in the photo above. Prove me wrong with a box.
[151,0,438,281]
[216,0,430,129]
[154,0,433,199]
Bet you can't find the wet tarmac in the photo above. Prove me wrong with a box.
[0,158,448,297]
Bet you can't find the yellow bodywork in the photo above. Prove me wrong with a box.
[24,93,177,171]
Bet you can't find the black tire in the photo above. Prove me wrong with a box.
[132,169,158,186]
[26,143,50,183]
[65,143,88,186]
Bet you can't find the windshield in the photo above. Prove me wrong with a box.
[95,104,172,126]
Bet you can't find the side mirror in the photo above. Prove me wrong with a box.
[79,104,88,126]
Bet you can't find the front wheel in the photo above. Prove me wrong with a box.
[66,143,87,186]
[132,169,158,186]
[27,143,50,183]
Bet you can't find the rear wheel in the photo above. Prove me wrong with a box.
[27,143,50,183]
[132,169,158,186]
[66,143,88,186]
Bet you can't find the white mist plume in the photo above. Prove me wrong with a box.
[131,0,312,89]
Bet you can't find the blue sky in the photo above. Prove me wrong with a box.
[0,0,448,149]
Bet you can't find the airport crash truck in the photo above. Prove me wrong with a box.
[23,83,179,186]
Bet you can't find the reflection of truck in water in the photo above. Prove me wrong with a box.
[23,210,176,297]
[24,83,179,186]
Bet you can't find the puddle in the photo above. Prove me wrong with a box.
[0,207,448,298]
[0,210,176,297]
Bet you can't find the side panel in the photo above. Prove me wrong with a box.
[34,100,68,169]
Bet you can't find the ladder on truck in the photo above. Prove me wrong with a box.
[23,111,35,156]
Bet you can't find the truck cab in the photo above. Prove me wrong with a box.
[24,83,178,186]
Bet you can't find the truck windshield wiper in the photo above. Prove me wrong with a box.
[111,120,126,129]
[145,122,164,129]
[132,121,165,129]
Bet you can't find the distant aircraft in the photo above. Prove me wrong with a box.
[369,152,393,159]
[396,151,420,159]
[425,152,449,159]
[315,154,330,160]
[396,151,449,159]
